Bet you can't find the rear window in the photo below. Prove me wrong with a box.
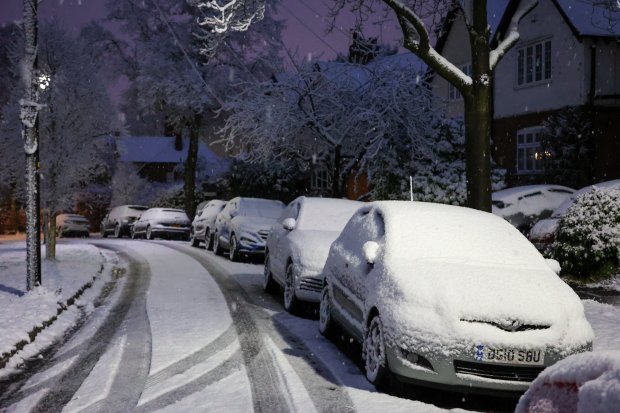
[154,209,189,220]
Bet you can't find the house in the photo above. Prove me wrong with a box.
[115,135,229,183]
[432,0,620,185]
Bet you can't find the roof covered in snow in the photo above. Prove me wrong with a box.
[116,136,230,175]
[555,0,620,37]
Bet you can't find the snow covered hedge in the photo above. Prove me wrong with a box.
[553,188,620,280]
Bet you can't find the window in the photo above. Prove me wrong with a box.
[517,40,552,86]
[448,64,472,100]
[516,128,546,173]
[311,167,330,190]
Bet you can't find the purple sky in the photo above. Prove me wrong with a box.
[0,0,402,60]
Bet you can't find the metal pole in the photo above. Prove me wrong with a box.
[22,0,42,289]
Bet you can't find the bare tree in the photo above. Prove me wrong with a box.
[331,0,538,211]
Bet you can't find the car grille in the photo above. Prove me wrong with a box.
[461,319,550,333]
[299,277,323,292]
[257,230,270,240]
[453,360,544,382]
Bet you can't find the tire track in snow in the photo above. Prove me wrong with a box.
[15,245,152,413]
[163,243,357,413]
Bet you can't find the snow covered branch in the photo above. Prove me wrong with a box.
[490,0,538,71]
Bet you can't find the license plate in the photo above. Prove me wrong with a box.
[474,345,544,365]
[170,224,181,228]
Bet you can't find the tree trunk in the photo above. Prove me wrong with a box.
[184,113,201,219]
[22,0,42,289]
[47,213,57,260]
[463,0,493,212]
[332,144,342,198]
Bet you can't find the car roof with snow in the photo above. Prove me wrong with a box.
[492,184,575,202]
[295,196,363,231]
[367,201,547,268]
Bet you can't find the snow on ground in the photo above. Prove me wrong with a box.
[0,241,110,359]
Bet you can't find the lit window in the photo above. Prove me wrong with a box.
[517,40,552,86]
[311,167,330,190]
[516,127,549,173]
[448,64,472,100]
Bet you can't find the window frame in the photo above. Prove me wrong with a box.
[516,127,545,174]
[515,38,552,87]
[310,166,331,191]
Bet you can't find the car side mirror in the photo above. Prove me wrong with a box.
[546,258,561,276]
[282,218,296,231]
[363,241,380,265]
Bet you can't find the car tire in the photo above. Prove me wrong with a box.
[213,232,223,256]
[263,254,279,294]
[229,234,240,262]
[318,284,336,337]
[283,263,300,314]
[364,314,390,388]
[146,225,153,240]
[205,228,213,250]
[114,224,122,238]
[190,230,199,247]
[101,225,108,238]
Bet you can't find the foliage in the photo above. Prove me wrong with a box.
[554,188,620,280]
[540,107,596,189]
[216,158,308,203]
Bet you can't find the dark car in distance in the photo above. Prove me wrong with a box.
[101,205,149,238]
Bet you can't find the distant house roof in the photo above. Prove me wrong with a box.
[116,136,229,176]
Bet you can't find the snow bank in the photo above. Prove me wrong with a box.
[516,351,620,413]
[0,243,105,359]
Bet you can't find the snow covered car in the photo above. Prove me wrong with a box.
[130,208,191,240]
[213,197,284,261]
[491,185,575,233]
[516,350,620,413]
[56,213,90,237]
[528,179,620,252]
[319,201,593,394]
[190,199,226,248]
[101,205,148,238]
[263,196,363,312]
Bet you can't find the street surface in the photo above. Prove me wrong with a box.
[0,239,567,413]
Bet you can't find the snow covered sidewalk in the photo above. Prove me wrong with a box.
[0,241,116,368]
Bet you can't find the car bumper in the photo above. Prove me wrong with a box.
[295,274,324,303]
[152,226,190,237]
[59,226,90,237]
[385,345,571,393]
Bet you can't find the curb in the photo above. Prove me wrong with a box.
[0,262,105,370]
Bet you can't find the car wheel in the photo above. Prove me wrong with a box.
[114,224,122,238]
[101,225,108,238]
[190,230,199,247]
[364,314,390,388]
[205,228,213,250]
[213,232,223,255]
[263,254,279,294]
[229,234,240,262]
[283,263,299,313]
[318,284,336,337]
[146,225,153,240]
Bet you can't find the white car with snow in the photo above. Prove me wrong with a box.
[130,208,191,240]
[528,179,620,252]
[190,199,226,249]
[492,185,575,233]
[213,197,285,261]
[516,350,620,413]
[319,201,593,394]
[263,196,363,313]
[56,213,90,238]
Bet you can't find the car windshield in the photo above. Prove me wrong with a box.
[238,200,283,219]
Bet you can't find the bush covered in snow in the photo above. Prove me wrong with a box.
[553,188,620,280]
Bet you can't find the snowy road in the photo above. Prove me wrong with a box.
[1,239,523,413]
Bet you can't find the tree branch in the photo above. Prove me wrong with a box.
[490,0,538,71]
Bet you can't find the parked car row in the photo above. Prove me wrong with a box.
[100,205,191,240]
[189,195,594,396]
